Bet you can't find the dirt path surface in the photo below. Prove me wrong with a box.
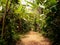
[16,31,52,45]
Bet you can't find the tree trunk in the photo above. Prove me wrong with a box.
[1,0,9,39]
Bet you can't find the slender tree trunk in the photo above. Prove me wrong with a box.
[1,0,9,39]
[18,19,22,32]
[1,0,12,39]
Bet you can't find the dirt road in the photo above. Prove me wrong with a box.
[16,31,52,45]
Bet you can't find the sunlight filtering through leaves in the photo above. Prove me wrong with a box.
[0,6,2,11]
[21,0,26,5]
[39,4,45,9]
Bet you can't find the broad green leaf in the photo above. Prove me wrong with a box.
[14,4,23,13]
[1,0,6,4]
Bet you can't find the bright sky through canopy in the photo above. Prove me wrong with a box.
[21,0,33,5]
[0,6,2,11]
[21,0,26,5]
[21,0,33,13]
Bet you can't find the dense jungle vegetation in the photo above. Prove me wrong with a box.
[0,0,60,45]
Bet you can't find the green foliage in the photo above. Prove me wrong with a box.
[44,0,57,8]
[0,0,20,45]
[41,1,60,45]
[0,38,6,45]
[16,18,31,34]
[12,0,19,4]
